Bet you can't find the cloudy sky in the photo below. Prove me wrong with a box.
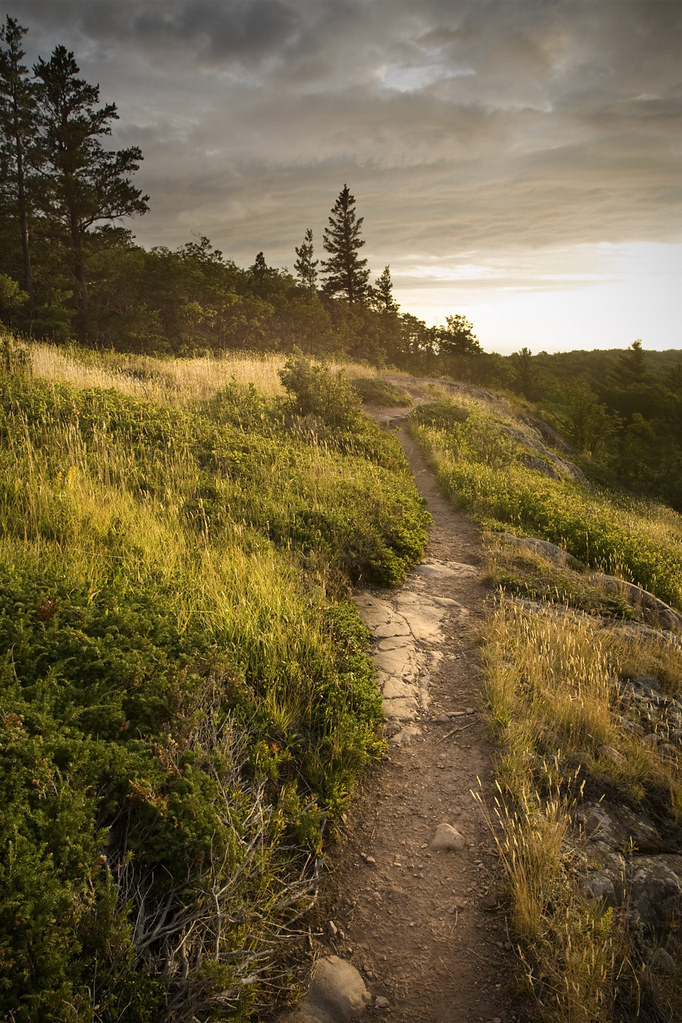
[8,0,682,353]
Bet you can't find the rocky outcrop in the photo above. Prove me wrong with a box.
[496,532,682,632]
[574,665,682,971]
[498,421,593,488]
[495,532,585,571]
[352,557,477,744]
[588,573,682,631]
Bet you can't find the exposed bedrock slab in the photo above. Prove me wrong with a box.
[352,558,476,741]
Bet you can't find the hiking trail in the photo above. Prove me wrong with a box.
[279,406,521,1023]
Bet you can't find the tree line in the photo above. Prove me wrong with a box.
[0,16,482,371]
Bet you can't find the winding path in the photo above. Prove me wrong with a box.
[310,418,520,1022]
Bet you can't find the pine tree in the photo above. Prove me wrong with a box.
[294,227,318,291]
[33,45,148,336]
[321,184,370,304]
[0,16,36,300]
[615,338,646,386]
[372,265,398,313]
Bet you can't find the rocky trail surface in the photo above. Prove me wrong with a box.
[279,412,521,1023]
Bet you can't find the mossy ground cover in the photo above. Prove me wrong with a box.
[0,340,428,1021]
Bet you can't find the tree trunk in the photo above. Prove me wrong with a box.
[16,142,32,301]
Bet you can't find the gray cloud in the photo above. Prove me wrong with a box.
[4,0,681,341]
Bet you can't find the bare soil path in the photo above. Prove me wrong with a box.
[311,416,522,1023]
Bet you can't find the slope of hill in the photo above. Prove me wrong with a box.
[0,337,429,1021]
[2,339,680,1023]
[408,384,681,1022]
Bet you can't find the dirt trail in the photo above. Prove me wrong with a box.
[312,416,520,1023]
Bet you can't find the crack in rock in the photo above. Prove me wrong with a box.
[353,558,473,744]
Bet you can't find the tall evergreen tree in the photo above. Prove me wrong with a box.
[0,16,36,300]
[294,227,318,291]
[372,264,398,313]
[615,338,647,386]
[321,184,370,304]
[33,45,148,337]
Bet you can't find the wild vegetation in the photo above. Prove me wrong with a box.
[0,336,428,1021]
[2,15,681,1022]
[411,394,681,1022]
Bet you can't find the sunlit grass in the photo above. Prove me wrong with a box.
[408,394,681,1022]
[479,594,681,1020]
[410,401,682,609]
[0,334,429,1019]
[27,341,288,404]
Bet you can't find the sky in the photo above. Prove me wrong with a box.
[6,0,682,354]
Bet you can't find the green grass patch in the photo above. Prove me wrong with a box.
[0,343,428,1020]
[410,402,682,610]
[350,376,413,407]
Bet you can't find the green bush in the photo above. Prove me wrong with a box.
[411,401,682,610]
[410,398,469,429]
[0,348,429,1019]
[279,351,361,428]
[350,376,412,407]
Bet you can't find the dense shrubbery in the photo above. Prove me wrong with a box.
[0,343,428,1020]
[349,376,412,408]
[410,400,682,610]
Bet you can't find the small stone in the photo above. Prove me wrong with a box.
[466,707,476,714]
[375,995,390,1009]
[650,948,677,975]
[597,743,626,766]
[307,955,371,1020]
[327,920,338,937]
[365,855,376,865]
[430,823,466,851]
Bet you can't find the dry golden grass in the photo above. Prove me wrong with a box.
[26,342,431,409]
[27,342,288,404]
[480,595,681,1020]
[475,775,625,1023]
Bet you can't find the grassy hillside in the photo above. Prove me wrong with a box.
[0,337,428,1022]
[409,393,682,1022]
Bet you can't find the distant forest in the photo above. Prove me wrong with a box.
[1,15,681,513]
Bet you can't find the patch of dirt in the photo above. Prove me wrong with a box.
[311,420,523,1022]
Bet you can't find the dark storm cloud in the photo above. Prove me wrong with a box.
[5,0,681,270]
[9,0,302,65]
